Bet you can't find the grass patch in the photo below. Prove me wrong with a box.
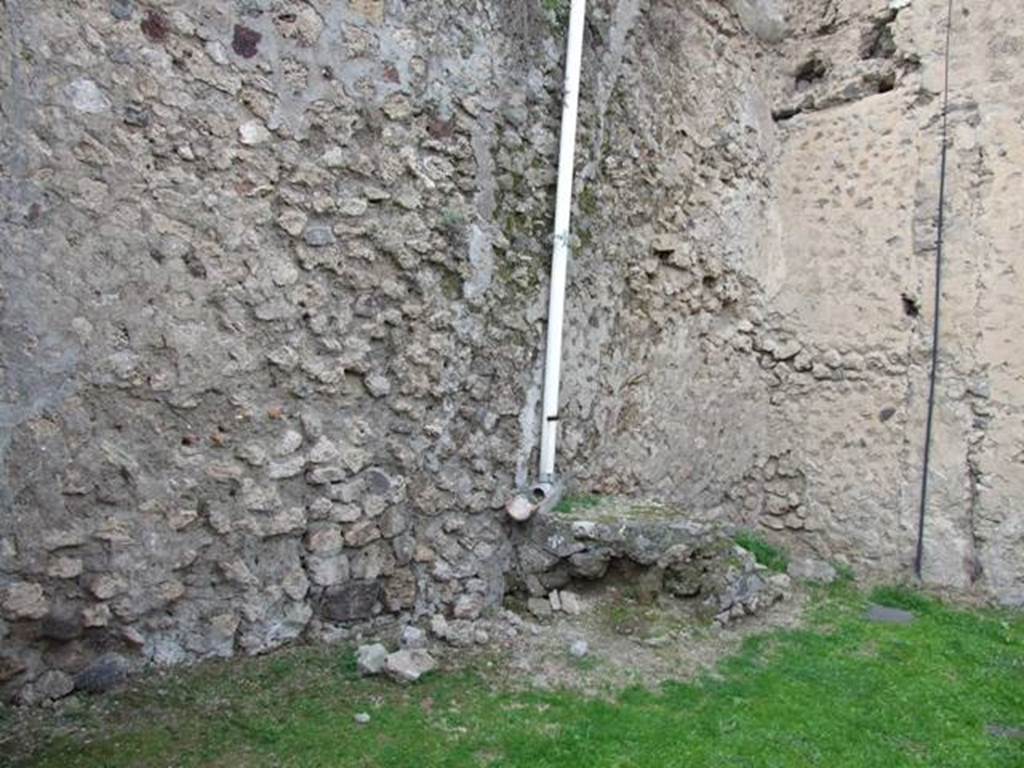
[870,584,936,613]
[552,494,601,516]
[734,530,790,573]
[5,588,1024,767]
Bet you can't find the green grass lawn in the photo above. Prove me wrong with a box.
[4,583,1023,767]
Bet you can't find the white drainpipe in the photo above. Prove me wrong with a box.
[506,0,586,522]
[538,0,587,484]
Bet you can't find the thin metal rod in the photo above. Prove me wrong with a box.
[915,0,956,579]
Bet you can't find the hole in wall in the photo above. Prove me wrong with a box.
[901,293,920,317]
[795,52,828,89]
[876,71,897,93]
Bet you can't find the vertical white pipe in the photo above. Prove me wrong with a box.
[539,0,587,482]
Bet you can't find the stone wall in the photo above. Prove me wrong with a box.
[0,0,587,702]
[555,0,1024,606]
[1,0,1021,704]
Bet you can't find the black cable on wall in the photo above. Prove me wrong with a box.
[915,0,956,580]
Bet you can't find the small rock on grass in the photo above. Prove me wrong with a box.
[865,604,915,625]
[354,712,371,724]
[569,639,589,658]
[356,643,388,676]
[986,724,1024,740]
[384,649,436,684]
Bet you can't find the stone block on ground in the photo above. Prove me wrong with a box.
[384,649,436,683]
[356,643,388,676]
[865,605,914,625]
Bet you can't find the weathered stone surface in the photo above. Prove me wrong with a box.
[19,671,74,705]
[1,583,48,620]
[526,597,553,620]
[559,590,582,616]
[356,643,388,676]
[452,593,485,621]
[307,554,349,587]
[321,581,381,622]
[519,503,785,623]
[74,653,131,694]
[865,605,915,625]
[384,649,436,684]
[344,521,381,548]
[40,608,83,641]
[400,625,427,650]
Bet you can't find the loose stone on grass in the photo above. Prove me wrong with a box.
[865,605,915,625]
[569,639,589,658]
[384,649,437,684]
[356,643,388,676]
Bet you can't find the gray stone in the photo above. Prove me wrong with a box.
[986,724,1024,740]
[110,0,133,20]
[354,712,371,724]
[400,625,427,649]
[568,550,610,580]
[307,554,350,587]
[74,653,131,694]
[384,649,436,683]
[344,521,381,547]
[66,78,111,113]
[527,597,553,620]
[123,103,150,127]
[429,613,449,639]
[865,605,915,624]
[356,643,388,676]
[559,590,583,615]
[0,654,27,683]
[452,593,485,620]
[443,620,476,648]
[1,582,48,620]
[569,639,589,658]
[20,670,74,704]
[548,590,562,612]
[303,225,336,247]
[238,121,271,145]
[41,608,83,641]
[321,581,381,622]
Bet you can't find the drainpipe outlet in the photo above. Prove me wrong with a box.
[505,480,565,522]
